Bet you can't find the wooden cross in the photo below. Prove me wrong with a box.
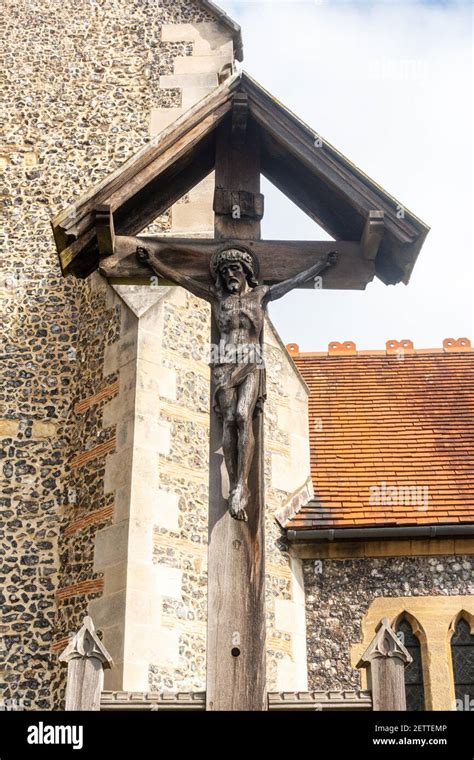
[51,74,428,713]
[93,120,385,712]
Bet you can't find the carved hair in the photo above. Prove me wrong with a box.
[210,246,259,290]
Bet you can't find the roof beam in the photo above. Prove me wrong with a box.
[95,205,115,258]
[231,92,248,148]
[360,210,385,260]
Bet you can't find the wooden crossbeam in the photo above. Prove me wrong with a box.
[98,236,374,290]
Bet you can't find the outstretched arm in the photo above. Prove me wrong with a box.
[136,247,213,302]
[264,252,337,304]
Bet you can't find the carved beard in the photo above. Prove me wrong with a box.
[227,278,240,293]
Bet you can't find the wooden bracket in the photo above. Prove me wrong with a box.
[231,92,249,148]
[213,188,264,220]
[361,210,385,260]
[95,204,115,258]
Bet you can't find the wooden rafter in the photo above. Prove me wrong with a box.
[51,72,429,285]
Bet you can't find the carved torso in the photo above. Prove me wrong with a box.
[211,285,269,347]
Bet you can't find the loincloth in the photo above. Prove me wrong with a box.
[211,361,266,419]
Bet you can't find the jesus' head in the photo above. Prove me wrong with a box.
[210,247,259,294]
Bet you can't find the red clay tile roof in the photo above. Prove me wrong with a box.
[284,340,474,533]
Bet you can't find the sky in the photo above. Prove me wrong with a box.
[217,0,473,351]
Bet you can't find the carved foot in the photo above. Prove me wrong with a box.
[228,484,249,522]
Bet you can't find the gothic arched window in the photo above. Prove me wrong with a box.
[396,617,425,711]
[451,617,474,711]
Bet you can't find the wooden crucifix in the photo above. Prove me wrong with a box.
[96,120,345,711]
[93,121,387,712]
[52,73,428,713]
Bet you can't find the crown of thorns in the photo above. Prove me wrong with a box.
[210,247,258,279]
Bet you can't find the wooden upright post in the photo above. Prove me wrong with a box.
[206,116,267,710]
[357,617,412,711]
[59,616,113,711]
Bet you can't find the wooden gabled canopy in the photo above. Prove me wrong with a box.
[51,71,429,286]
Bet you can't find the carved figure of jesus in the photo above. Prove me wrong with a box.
[136,244,336,522]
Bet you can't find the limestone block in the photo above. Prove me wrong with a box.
[172,199,214,233]
[168,285,188,307]
[104,447,133,494]
[117,359,138,396]
[271,453,293,493]
[88,589,126,629]
[113,285,166,319]
[103,341,120,378]
[128,514,155,560]
[154,564,183,599]
[290,555,306,608]
[123,517,154,576]
[137,363,177,401]
[126,561,161,593]
[119,330,139,367]
[98,623,125,664]
[153,488,180,532]
[264,328,282,350]
[134,416,171,455]
[276,401,309,437]
[275,405,291,432]
[128,589,161,628]
[123,624,179,671]
[161,21,228,48]
[102,561,127,595]
[137,303,166,336]
[134,389,160,417]
[174,54,230,75]
[120,300,139,337]
[275,600,306,635]
[115,416,135,452]
[276,654,308,692]
[154,629,181,666]
[193,38,233,58]
[290,433,311,482]
[156,367,177,401]
[159,72,218,90]
[131,447,161,490]
[128,476,162,524]
[137,330,163,367]
[103,664,125,692]
[120,662,151,693]
[292,632,309,668]
[150,107,183,136]
[186,172,215,200]
[93,521,129,572]
[181,87,214,110]
[101,396,121,428]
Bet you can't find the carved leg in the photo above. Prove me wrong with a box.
[216,387,238,497]
[229,372,259,521]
